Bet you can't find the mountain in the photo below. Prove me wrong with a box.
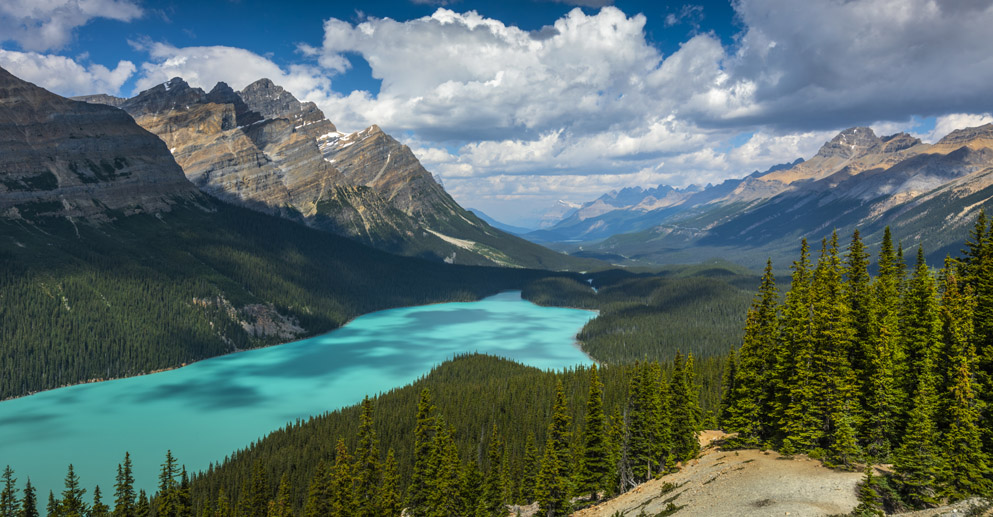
[1,67,197,220]
[0,66,564,400]
[574,125,993,268]
[76,78,596,271]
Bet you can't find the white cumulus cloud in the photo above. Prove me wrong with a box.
[0,0,143,52]
[0,49,135,96]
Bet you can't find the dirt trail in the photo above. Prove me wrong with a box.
[573,431,864,517]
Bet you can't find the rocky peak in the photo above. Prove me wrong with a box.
[71,93,127,107]
[815,127,882,159]
[120,78,206,117]
[238,78,303,119]
[936,123,993,148]
[879,132,922,153]
[0,66,196,219]
[205,82,263,126]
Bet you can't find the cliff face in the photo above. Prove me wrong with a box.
[0,67,196,220]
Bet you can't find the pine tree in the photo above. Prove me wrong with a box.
[302,461,331,517]
[781,239,819,453]
[329,441,354,517]
[520,432,539,504]
[353,397,381,517]
[20,478,38,517]
[427,419,461,517]
[134,491,148,517]
[670,353,701,461]
[157,451,179,517]
[536,433,569,517]
[478,424,505,516]
[379,450,401,517]
[90,486,109,517]
[718,348,737,428]
[213,488,230,517]
[406,389,436,516]
[45,492,57,517]
[268,474,293,517]
[577,365,609,501]
[113,453,136,517]
[894,365,941,508]
[237,461,269,517]
[937,265,991,500]
[1,466,20,517]
[863,227,900,460]
[59,465,86,517]
[727,260,778,446]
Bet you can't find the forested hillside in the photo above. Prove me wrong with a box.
[723,220,993,512]
[0,199,560,400]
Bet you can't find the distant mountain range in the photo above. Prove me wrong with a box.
[72,77,595,270]
[533,125,993,268]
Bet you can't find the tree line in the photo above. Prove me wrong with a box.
[722,219,993,510]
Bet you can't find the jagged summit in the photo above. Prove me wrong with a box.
[120,77,206,117]
[814,126,881,159]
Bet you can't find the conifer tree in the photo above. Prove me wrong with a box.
[213,488,230,517]
[237,461,269,517]
[176,469,191,517]
[478,424,505,516]
[578,365,609,501]
[20,478,38,517]
[520,432,539,504]
[379,450,401,517]
[157,451,179,517]
[134,491,148,517]
[853,467,884,516]
[894,365,941,508]
[428,419,461,517]
[268,474,293,517]
[670,353,701,461]
[937,265,991,500]
[845,229,875,420]
[863,227,900,460]
[406,389,436,516]
[457,460,482,516]
[727,260,778,446]
[302,462,330,517]
[625,364,655,480]
[898,247,941,428]
[90,486,109,517]
[781,239,818,453]
[329,440,354,517]
[113,453,135,517]
[59,465,86,517]
[353,397,381,517]
[718,348,737,428]
[45,492,57,517]
[536,433,570,517]
[1,466,19,517]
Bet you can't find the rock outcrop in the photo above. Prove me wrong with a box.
[0,67,196,220]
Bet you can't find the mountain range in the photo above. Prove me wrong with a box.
[73,77,594,270]
[534,125,993,268]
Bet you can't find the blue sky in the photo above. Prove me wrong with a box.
[2,0,992,226]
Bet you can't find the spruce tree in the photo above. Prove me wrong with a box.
[625,363,659,480]
[90,486,109,517]
[45,492,57,517]
[213,488,230,517]
[458,460,483,516]
[406,389,436,516]
[379,450,401,517]
[536,433,569,517]
[176,469,191,517]
[113,453,135,517]
[863,227,900,460]
[134,491,148,517]
[59,465,86,517]
[894,365,941,508]
[20,478,38,517]
[268,474,293,517]
[727,260,778,447]
[157,451,179,517]
[718,348,737,428]
[353,397,381,517]
[329,440,354,517]
[670,353,701,461]
[428,419,461,517]
[237,461,269,517]
[898,247,942,430]
[1,466,20,517]
[520,433,539,504]
[302,461,331,517]
[781,239,819,453]
[577,365,609,501]
[845,229,875,422]
[937,266,991,500]
[478,424,505,516]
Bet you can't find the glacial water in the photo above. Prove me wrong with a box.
[0,291,595,501]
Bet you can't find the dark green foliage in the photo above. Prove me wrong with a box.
[352,397,381,517]
[1,466,19,517]
[577,365,610,501]
[113,453,135,517]
[20,478,38,517]
[378,451,401,517]
[669,353,701,461]
[0,200,563,400]
[90,486,109,517]
[59,465,86,517]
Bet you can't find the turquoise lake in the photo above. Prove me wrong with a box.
[0,291,595,501]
